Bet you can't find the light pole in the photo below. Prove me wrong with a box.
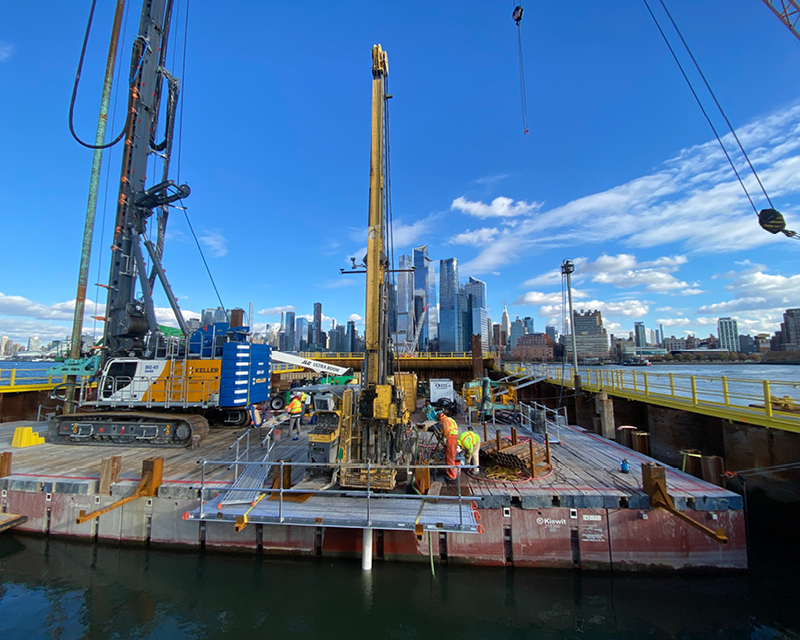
[561,259,581,391]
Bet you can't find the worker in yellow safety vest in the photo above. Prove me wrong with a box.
[438,412,459,480]
[458,426,481,468]
[286,394,303,440]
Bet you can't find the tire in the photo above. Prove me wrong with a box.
[270,396,286,411]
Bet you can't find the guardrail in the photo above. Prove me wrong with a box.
[538,364,800,433]
[195,458,479,530]
[0,366,69,392]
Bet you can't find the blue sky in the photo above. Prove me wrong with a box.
[1,0,799,346]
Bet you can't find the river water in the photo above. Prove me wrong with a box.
[1,534,799,640]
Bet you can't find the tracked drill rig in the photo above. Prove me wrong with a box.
[49,0,269,447]
[337,45,414,489]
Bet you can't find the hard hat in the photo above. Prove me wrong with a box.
[437,412,446,421]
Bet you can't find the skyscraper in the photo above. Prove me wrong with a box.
[510,317,524,348]
[545,325,557,342]
[501,305,511,348]
[717,317,739,352]
[564,310,610,360]
[413,246,432,349]
[779,308,800,351]
[313,302,323,345]
[284,311,296,351]
[439,257,460,352]
[295,317,309,351]
[523,317,534,335]
[634,322,647,347]
[465,276,489,352]
[395,254,414,347]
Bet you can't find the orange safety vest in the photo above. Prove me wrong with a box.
[440,415,458,439]
[458,430,480,452]
[287,398,303,415]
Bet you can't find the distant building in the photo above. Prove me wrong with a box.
[501,305,511,348]
[523,317,534,335]
[313,303,323,345]
[283,311,296,351]
[564,310,610,361]
[439,257,461,352]
[664,336,687,351]
[739,334,756,354]
[28,336,41,351]
[717,317,739,352]
[777,308,800,351]
[510,317,524,348]
[545,325,557,342]
[511,333,555,361]
[295,317,309,351]
[395,255,414,347]
[634,322,647,348]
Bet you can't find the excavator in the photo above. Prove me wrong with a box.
[48,0,269,447]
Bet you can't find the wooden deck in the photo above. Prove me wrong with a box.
[0,416,741,513]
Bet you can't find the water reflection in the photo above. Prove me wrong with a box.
[1,535,798,639]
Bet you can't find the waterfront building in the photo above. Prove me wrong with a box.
[27,336,41,352]
[511,333,555,361]
[739,335,756,355]
[564,310,610,361]
[634,322,647,347]
[778,308,800,351]
[664,336,687,351]
[439,258,460,352]
[717,317,739,352]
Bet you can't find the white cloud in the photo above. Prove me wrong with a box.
[451,196,542,219]
[539,299,649,319]
[448,227,499,247]
[348,313,363,323]
[0,42,15,62]
[513,289,587,306]
[457,102,800,272]
[199,230,228,257]
[474,173,510,187]
[392,216,435,248]
[258,305,296,316]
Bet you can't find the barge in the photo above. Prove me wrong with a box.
[0,412,746,571]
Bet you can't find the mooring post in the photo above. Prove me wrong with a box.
[362,527,373,571]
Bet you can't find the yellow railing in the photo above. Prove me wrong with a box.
[295,351,488,360]
[540,365,800,433]
[0,367,69,393]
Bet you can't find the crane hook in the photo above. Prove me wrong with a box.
[513,6,524,25]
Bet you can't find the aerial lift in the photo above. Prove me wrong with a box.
[49,0,269,447]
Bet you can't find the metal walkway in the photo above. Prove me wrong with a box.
[528,365,800,434]
[188,491,481,533]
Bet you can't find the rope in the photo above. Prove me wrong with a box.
[177,0,190,184]
[68,0,131,150]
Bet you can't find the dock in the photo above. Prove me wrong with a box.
[0,411,746,571]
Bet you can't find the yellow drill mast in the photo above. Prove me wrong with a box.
[339,45,410,489]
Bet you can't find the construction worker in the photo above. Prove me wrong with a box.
[286,393,303,440]
[438,412,459,480]
[458,426,481,469]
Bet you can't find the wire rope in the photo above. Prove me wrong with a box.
[178,199,227,319]
[643,0,799,240]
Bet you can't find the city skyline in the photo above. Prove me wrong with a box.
[2,2,800,345]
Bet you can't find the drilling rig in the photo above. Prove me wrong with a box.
[49,0,269,447]
[336,45,414,490]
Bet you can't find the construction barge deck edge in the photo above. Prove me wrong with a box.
[0,420,747,571]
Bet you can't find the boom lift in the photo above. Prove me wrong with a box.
[49,0,269,447]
